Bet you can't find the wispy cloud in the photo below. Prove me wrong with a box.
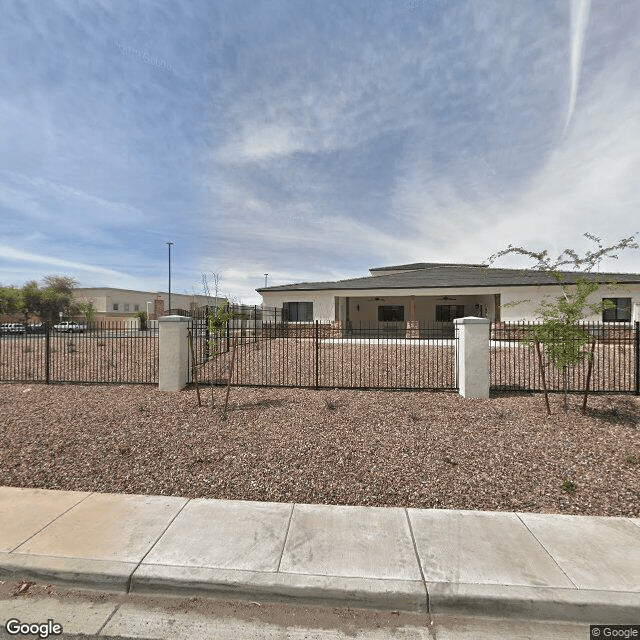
[0,246,131,280]
[0,172,146,229]
[565,0,592,134]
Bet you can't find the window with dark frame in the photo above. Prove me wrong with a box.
[435,304,465,322]
[112,303,118,311]
[283,301,313,322]
[602,298,631,322]
[377,305,404,322]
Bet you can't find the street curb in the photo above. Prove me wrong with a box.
[427,582,640,624]
[0,552,133,593]
[130,563,430,613]
[2,553,639,624]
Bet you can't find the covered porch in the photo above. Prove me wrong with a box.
[331,293,500,338]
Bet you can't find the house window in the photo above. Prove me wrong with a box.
[134,304,139,311]
[283,301,313,322]
[378,305,404,322]
[602,298,631,322]
[436,304,465,322]
[112,303,119,311]
[124,304,130,312]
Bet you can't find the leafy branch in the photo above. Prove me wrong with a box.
[488,233,639,414]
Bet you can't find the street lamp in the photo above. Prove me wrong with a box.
[166,241,173,312]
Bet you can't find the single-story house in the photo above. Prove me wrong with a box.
[257,262,640,336]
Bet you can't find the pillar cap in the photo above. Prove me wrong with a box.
[158,315,192,323]
[453,316,490,325]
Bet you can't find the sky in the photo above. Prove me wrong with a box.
[1,0,639,305]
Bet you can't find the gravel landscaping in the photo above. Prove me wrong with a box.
[0,335,158,384]
[1,382,638,517]
[199,336,636,392]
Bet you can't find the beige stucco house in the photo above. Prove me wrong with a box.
[257,262,640,335]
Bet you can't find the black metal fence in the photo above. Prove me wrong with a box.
[5,315,637,394]
[0,322,158,384]
[191,320,458,390]
[490,321,639,393]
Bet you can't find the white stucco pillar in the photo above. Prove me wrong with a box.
[454,316,490,399]
[338,297,347,325]
[158,315,191,391]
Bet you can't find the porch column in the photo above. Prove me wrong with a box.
[331,296,343,338]
[158,315,191,391]
[406,294,419,339]
[454,316,490,399]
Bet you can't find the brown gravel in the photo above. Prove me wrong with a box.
[200,337,635,392]
[1,383,639,517]
[0,335,158,384]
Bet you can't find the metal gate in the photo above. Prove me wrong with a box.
[192,320,458,390]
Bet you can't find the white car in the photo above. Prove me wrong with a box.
[53,321,85,333]
[1,323,26,334]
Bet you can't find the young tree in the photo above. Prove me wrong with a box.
[207,300,236,357]
[488,233,639,414]
[196,273,236,408]
[202,272,221,312]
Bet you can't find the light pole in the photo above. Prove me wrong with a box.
[167,242,173,312]
[146,301,152,320]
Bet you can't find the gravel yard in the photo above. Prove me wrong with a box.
[1,382,638,517]
[0,335,158,384]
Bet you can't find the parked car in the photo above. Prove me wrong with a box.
[53,321,85,333]
[26,322,46,334]
[0,323,26,334]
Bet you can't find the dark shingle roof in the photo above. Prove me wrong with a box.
[256,263,640,292]
[369,262,486,272]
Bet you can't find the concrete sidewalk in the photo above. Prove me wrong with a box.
[1,487,638,624]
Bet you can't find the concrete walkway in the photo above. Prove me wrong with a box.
[1,487,638,624]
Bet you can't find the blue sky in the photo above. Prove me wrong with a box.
[1,0,639,305]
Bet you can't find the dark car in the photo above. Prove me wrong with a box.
[26,322,46,334]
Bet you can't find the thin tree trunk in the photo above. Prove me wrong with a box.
[188,329,202,408]
[582,339,596,414]
[535,339,551,416]
[563,368,568,414]
[222,335,238,419]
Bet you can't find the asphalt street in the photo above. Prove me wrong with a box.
[0,579,591,639]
